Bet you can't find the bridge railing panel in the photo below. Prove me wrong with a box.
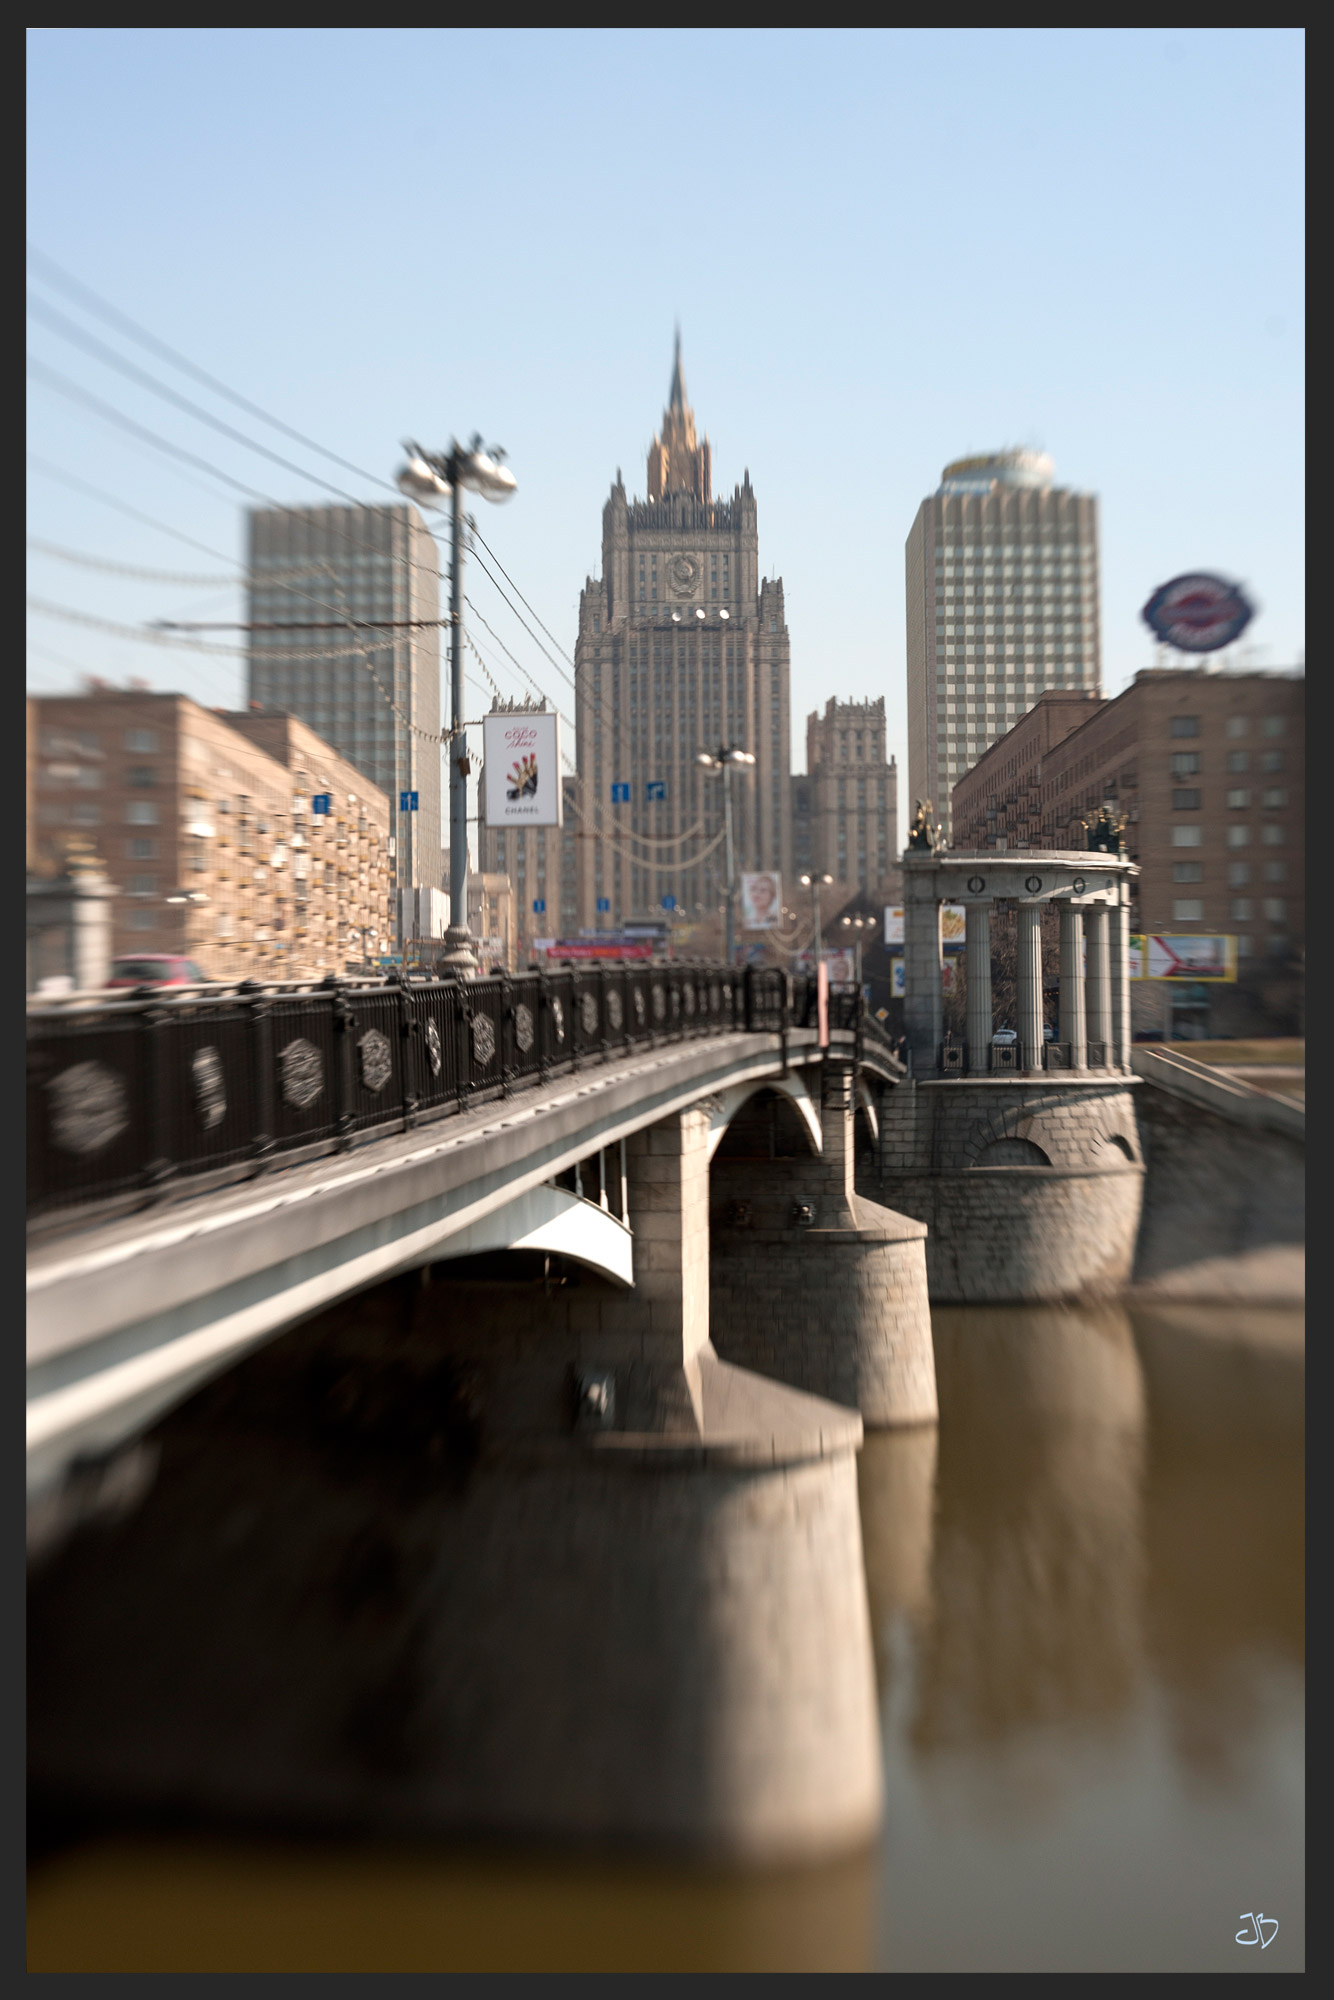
[337,983,412,1136]
[264,992,342,1154]
[409,978,461,1117]
[503,973,544,1090]
[464,974,507,1101]
[27,1002,153,1214]
[148,990,266,1180]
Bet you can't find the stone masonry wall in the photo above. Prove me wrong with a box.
[1131,1081,1304,1282]
[865,1079,1144,1303]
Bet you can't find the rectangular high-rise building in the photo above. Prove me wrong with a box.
[245,501,441,912]
[805,696,899,897]
[905,451,1101,844]
[572,339,792,933]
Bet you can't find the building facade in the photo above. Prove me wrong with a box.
[805,696,899,897]
[573,340,792,933]
[29,690,394,981]
[905,450,1101,844]
[950,667,1304,1024]
[244,501,441,911]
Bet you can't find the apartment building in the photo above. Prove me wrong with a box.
[29,689,394,980]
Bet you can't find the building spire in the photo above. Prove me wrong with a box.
[668,324,686,417]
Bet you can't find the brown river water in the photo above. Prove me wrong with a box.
[27,1296,1303,1973]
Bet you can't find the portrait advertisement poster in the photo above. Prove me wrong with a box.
[740,871,782,929]
[891,958,905,998]
[939,903,966,949]
[482,711,562,827]
[940,960,958,993]
[884,907,904,946]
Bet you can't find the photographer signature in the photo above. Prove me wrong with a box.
[1235,1913,1278,1949]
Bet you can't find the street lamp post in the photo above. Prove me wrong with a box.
[396,436,516,975]
[799,871,834,974]
[696,745,755,967]
[841,913,869,993]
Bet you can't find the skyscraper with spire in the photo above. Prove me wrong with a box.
[572,336,792,936]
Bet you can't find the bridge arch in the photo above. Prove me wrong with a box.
[703,1073,822,1163]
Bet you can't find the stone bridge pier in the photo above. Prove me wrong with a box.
[708,1061,938,1427]
[28,1099,885,1865]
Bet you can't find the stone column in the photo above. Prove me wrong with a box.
[1058,900,1087,1070]
[965,902,992,1073]
[903,876,942,1073]
[1017,901,1044,1073]
[709,1067,937,1427]
[1085,904,1112,1069]
[1110,881,1131,1073]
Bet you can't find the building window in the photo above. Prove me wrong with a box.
[128,875,159,896]
[1171,789,1201,810]
[127,766,158,788]
[1264,898,1287,923]
[128,838,158,859]
[1262,716,1286,738]
[1226,825,1250,848]
[125,801,160,825]
[1228,862,1251,886]
[1264,862,1286,883]
[1170,752,1200,777]
[1172,899,1205,921]
[125,728,158,752]
[1262,787,1288,808]
[1226,788,1251,809]
[70,803,101,825]
[1231,898,1253,920]
[1226,716,1248,738]
[1261,749,1285,773]
[1227,751,1250,773]
[1173,861,1203,883]
[1171,826,1202,848]
[1170,716,1199,738]
[126,908,156,930]
[1261,824,1284,846]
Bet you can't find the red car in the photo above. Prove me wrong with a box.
[105,955,210,990]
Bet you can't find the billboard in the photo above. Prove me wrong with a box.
[1141,573,1255,654]
[883,905,965,949]
[740,871,782,929]
[890,958,905,998]
[1131,934,1237,982]
[482,711,563,826]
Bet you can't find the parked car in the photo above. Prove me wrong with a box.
[105,955,209,990]
[1043,1023,1056,1041]
[991,1027,1018,1046]
[1133,1029,1165,1043]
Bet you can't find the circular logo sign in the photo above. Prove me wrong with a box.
[1141,572,1255,653]
[1071,875,1087,895]
[1024,874,1044,894]
[966,875,986,895]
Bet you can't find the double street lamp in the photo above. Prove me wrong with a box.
[696,745,755,967]
[840,912,870,992]
[396,435,517,974]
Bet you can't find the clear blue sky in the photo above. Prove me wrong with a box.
[27,28,1304,847]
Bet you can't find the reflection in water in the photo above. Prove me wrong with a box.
[1131,1302,1304,1790]
[26,1839,877,1974]
[911,1304,1147,1764]
[27,1301,1304,1971]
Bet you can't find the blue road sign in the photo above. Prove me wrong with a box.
[399,790,419,812]
[646,780,666,801]
[610,782,631,803]
[532,898,546,913]
[596,897,611,913]
[311,793,332,815]
[661,895,677,911]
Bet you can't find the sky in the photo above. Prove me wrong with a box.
[27,28,1304,851]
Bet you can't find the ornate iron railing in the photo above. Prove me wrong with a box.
[26,963,880,1230]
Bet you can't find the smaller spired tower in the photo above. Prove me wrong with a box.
[647,330,713,503]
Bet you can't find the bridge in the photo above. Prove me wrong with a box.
[28,911,1298,1863]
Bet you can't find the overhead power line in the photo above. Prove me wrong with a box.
[27,243,401,497]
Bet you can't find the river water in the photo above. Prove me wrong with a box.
[27,1297,1304,1973]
